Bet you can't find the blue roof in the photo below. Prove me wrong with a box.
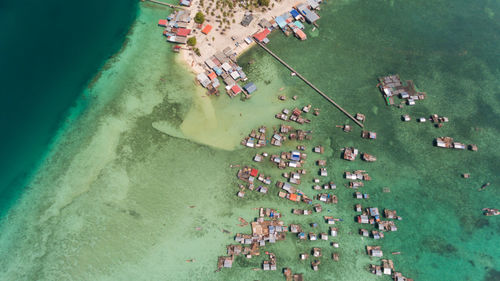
[294,20,304,29]
[243,82,257,94]
[290,9,300,18]
[213,67,223,75]
[275,16,287,28]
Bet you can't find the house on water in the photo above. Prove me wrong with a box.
[296,4,320,23]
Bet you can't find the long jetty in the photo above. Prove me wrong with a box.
[143,0,185,9]
[255,41,364,128]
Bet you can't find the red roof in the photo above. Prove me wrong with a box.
[158,19,168,27]
[201,24,212,34]
[253,28,271,42]
[176,28,191,37]
[250,168,259,177]
[289,193,298,201]
[295,29,307,40]
[231,84,242,95]
[208,71,217,80]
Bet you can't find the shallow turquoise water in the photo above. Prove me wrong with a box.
[0,0,498,280]
[238,0,500,279]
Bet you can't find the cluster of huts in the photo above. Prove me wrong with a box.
[217,211,287,271]
[241,126,267,148]
[342,147,377,162]
[367,254,414,280]
[434,136,478,151]
[236,166,272,197]
[219,101,357,278]
[378,74,426,106]
[198,48,257,97]
[158,10,192,44]
[275,105,313,124]
[345,170,371,181]
[264,125,312,148]
[253,0,323,43]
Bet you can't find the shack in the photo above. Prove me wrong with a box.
[243,82,257,95]
[296,4,320,23]
[241,12,253,27]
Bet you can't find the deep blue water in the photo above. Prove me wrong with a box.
[0,0,138,217]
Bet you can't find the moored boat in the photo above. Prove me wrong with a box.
[362,153,377,162]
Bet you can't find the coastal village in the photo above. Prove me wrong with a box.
[215,98,415,280]
[155,0,323,98]
[147,0,494,280]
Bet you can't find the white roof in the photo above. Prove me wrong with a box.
[230,71,240,80]
[205,59,216,69]
[221,62,232,72]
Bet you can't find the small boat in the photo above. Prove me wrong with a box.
[186,259,195,262]
[483,208,499,216]
[479,182,490,191]
[362,153,377,162]
[391,252,401,255]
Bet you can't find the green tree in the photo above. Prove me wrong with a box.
[187,36,197,47]
[258,0,269,6]
[194,12,205,24]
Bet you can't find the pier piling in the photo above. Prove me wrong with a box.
[255,40,364,128]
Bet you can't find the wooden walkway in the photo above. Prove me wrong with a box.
[143,0,185,9]
[255,40,364,128]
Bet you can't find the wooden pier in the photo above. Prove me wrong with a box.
[143,0,185,9]
[255,41,364,128]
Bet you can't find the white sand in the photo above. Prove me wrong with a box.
[179,0,302,74]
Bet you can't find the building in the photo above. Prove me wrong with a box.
[297,4,320,23]
[158,19,168,27]
[307,0,320,10]
[243,82,257,94]
[275,16,287,29]
[196,73,211,88]
[241,12,254,27]
[201,24,212,34]
[253,29,271,42]
[176,28,191,37]
[294,29,307,40]
[231,84,242,96]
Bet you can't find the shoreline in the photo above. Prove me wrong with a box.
[172,0,310,74]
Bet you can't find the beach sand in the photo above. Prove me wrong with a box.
[179,0,303,74]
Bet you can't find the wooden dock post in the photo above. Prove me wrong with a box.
[255,40,364,128]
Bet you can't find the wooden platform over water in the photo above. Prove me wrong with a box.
[255,40,364,128]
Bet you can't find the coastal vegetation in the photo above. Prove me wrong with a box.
[187,36,197,47]
[258,0,270,7]
[197,0,274,34]
[194,11,205,24]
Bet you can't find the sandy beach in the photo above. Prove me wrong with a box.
[179,0,303,74]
